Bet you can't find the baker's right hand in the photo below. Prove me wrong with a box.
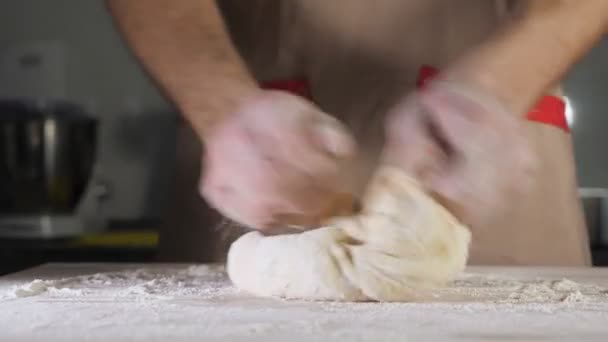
[200,90,357,231]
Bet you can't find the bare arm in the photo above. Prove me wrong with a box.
[446,0,608,115]
[106,0,259,137]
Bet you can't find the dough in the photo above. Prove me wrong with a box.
[227,166,471,301]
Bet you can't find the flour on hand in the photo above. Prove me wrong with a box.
[227,166,471,301]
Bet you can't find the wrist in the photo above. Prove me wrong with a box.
[444,0,608,116]
[181,78,262,141]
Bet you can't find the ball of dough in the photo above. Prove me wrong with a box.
[227,167,471,301]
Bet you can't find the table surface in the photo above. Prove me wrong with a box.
[2,263,608,342]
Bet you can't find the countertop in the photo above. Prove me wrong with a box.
[2,263,608,341]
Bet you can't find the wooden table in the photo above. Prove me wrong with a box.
[2,263,608,341]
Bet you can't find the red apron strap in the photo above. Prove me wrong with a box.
[526,96,569,132]
[417,65,440,90]
[261,78,313,100]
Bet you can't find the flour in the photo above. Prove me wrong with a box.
[8,279,85,299]
[434,273,608,306]
[4,266,607,306]
[2,264,608,342]
[11,279,53,298]
[3,265,233,301]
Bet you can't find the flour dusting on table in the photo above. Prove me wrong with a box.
[2,264,608,342]
[3,266,605,304]
[3,264,233,300]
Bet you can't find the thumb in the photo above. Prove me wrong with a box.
[308,116,356,159]
[428,162,467,204]
[426,163,470,222]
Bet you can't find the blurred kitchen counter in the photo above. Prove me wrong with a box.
[0,222,159,276]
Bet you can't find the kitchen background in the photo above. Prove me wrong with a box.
[0,1,607,274]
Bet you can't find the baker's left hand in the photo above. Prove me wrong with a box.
[383,80,536,227]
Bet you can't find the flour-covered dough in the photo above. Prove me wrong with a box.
[227,166,471,301]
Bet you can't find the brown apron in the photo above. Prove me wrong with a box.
[160,0,590,266]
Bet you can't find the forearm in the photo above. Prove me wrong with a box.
[446,0,608,115]
[107,0,259,137]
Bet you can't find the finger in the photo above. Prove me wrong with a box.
[419,91,478,155]
[309,115,357,159]
[250,92,356,163]
[272,120,356,196]
[383,107,447,182]
[249,113,351,183]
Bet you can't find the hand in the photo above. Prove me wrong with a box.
[200,90,357,231]
[383,81,536,227]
